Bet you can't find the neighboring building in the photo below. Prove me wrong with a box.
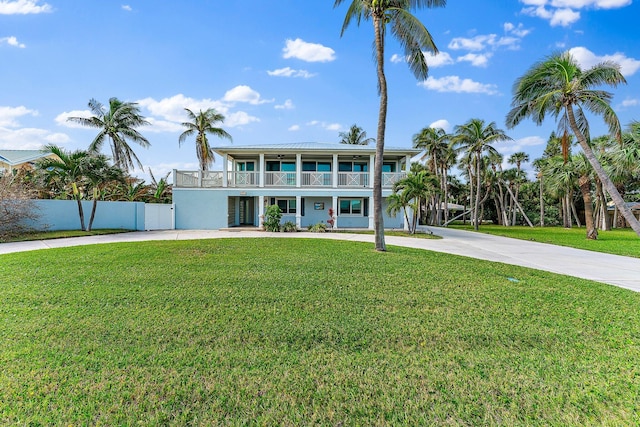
[172,142,420,230]
[0,149,56,174]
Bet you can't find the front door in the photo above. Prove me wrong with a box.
[239,197,255,225]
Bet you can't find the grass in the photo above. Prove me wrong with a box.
[2,238,640,425]
[335,229,442,239]
[449,224,640,258]
[0,228,132,243]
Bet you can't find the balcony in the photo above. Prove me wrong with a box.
[174,170,406,189]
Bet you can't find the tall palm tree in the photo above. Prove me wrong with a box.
[67,98,150,172]
[452,119,512,230]
[506,51,640,237]
[179,108,232,172]
[413,126,451,224]
[335,0,445,251]
[339,124,375,145]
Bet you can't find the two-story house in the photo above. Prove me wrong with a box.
[172,142,420,230]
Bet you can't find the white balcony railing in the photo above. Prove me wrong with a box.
[301,172,332,187]
[382,172,407,187]
[265,171,296,186]
[174,170,407,188]
[338,172,369,187]
[228,171,259,187]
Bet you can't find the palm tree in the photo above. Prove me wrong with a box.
[572,153,598,239]
[391,170,440,233]
[452,119,512,230]
[179,108,232,172]
[339,124,375,145]
[508,151,529,225]
[37,145,93,230]
[335,0,445,251]
[67,98,150,172]
[506,51,640,237]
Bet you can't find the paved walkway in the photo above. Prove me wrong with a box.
[1,228,639,292]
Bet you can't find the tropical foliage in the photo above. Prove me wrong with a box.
[335,0,445,251]
[67,98,151,172]
[338,124,375,145]
[179,108,232,172]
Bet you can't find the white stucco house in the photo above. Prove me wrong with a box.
[172,142,420,230]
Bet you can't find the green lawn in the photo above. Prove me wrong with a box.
[2,239,639,425]
[449,224,640,258]
[0,228,131,243]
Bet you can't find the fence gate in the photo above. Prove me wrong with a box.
[145,203,174,230]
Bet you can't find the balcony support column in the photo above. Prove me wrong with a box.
[222,154,229,188]
[258,195,265,229]
[296,154,301,188]
[369,196,375,230]
[296,195,302,229]
[405,155,411,173]
[259,153,265,188]
[332,154,338,188]
[332,196,338,229]
[369,154,375,189]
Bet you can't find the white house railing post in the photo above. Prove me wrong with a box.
[222,154,228,188]
[369,154,375,188]
[296,153,301,188]
[259,153,265,188]
[332,154,338,189]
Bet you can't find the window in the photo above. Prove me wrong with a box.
[236,161,255,171]
[382,162,396,173]
[339,161,368,172]
[276,198,296,214]
[339,198,363,216]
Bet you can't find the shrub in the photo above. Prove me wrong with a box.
[282,221,298,232]
[307,222,327,233]
[0,172,40,240]
[263,205,282,232]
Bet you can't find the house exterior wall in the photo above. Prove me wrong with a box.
[174,189,228,230]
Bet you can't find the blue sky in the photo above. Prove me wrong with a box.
[2,0,639,181]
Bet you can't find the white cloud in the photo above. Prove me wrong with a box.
[282,38,336,63]
[0,105,37,127]
[267,67,316,78]
[449,34,497,51]
[619,98,639,108]
[0,126,70,149]
[429,119,451,132]
[419,76,498,95]
[225,111,260,127]
[54,109,92,128]
[137,94,228,122]
[275,99,294,110]
[0,36,25,48]
[306,120,342,131]
[121,4,132,11]
[457,53,492,67]
[391,51,454,68]
[288,124,301,131]
[223,85,272,105]
[569,46,640,76]
[0,0,52,14]
[504,22,531,37]
[144,117,183,133]
[520,0,630,26]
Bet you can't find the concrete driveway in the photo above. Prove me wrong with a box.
[1,227,639,292]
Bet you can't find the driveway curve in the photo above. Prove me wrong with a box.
[1,228,638,292]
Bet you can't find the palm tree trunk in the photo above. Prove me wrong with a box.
[567,106,640,236]
[372,13,387,251]
[570,196,581,227]
[442,168,450,224]
[87,188,98,232]
[578,174,597,239]
[595,179,610,230]
[474,153,482,230]
[72,182,86,231]
[539,174,545,227]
